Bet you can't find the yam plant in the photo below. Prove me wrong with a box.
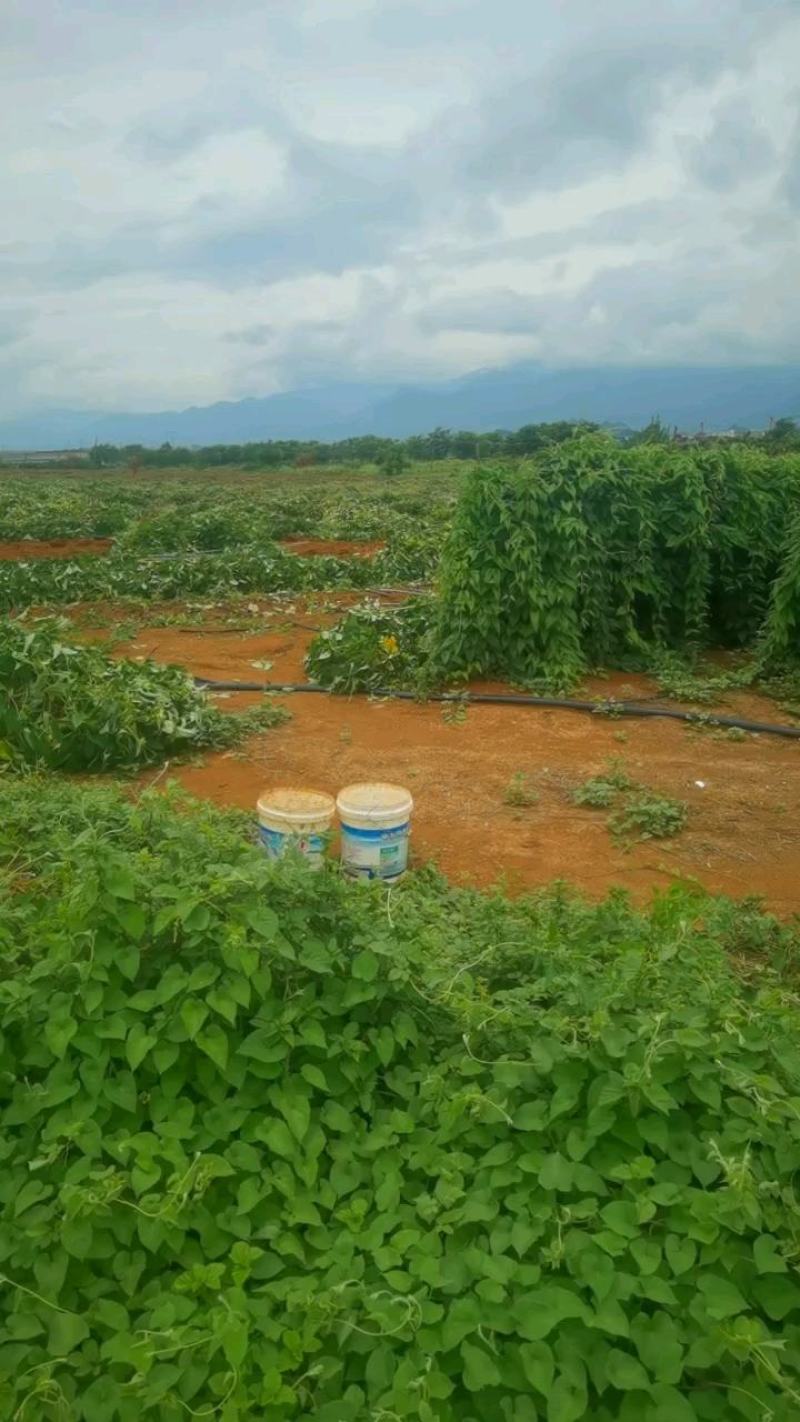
[429,438,800,689]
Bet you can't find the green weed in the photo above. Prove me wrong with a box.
[651,653,751,706]
[571,758,634,809]
[502,771,540,807]
[608,788,689,841]
[572,760,688,841]
[441,696,468,727]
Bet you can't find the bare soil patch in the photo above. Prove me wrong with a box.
[106,599,800,915]
[0,537,113,560]
[280,538,385,557]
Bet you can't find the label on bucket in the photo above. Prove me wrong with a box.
[341,822,410,881]
[259,825,326,868]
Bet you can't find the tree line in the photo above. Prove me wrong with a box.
[85,421,601,469]
[71,414,800,470]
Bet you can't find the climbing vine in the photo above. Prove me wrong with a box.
[428,438,800,689]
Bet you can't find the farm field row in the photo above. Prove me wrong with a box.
[0,473,449,611]
[0,466,459,542]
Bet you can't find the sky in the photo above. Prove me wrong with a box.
[1,0,799,416]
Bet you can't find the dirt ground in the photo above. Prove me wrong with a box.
[0,537,113,560]
[111,599,800,915]
[280,538,384,557]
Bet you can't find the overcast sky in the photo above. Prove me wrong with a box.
[1,0,798,415]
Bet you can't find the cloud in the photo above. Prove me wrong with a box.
[685,99,777,191]
[461,44,706,196]
[0,0,798,415]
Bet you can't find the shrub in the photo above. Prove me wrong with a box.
[377,446,409,477]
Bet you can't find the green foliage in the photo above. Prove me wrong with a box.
[440,695,468,727]
[0,482,147,540]
[0,482,452,611]
[756,665,800,723]
[650,654,753,706]
[608,790,689,842]
[110,489,448,553]
[306,599,436,693]
[624,415,674,447]
[116,505,265,553]
[763,417,800,452]
[429,439,800,689]
[21,416,800,476]
[502,772,540,808]
[0,618,286,771]
[0,537,441,614]
[572,763,687,841]
[9,443,800,696]
[378,446,409,477]
[5,421,600,474]
[759,508,800,672]
[571,761,634,808]
[1,779,800,1418]
[430,458,587,692]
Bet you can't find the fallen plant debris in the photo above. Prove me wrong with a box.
[0,618,287,772]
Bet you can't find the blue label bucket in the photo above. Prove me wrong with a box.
[257,787,335,870]
[336,782,414,882]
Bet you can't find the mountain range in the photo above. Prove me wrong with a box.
[1,363,798,450]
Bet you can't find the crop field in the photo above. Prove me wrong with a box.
[2,438,800,1421]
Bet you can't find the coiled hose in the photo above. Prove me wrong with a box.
[194,679,800,741]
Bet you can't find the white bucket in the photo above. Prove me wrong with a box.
[337,782,414,883]
[257,787,335,869]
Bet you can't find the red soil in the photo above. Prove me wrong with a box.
[280,538,385,558]
[0,538,112,560]
[111,601,800,915]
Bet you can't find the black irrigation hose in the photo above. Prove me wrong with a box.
[194,678,800,741]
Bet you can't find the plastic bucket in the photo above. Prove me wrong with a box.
[257,788,335,869]
[336,782,414,883]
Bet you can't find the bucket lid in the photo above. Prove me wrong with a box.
[336,781,414,820]
[257,787,335,822]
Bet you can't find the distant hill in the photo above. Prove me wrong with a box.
[0,364,798,451]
